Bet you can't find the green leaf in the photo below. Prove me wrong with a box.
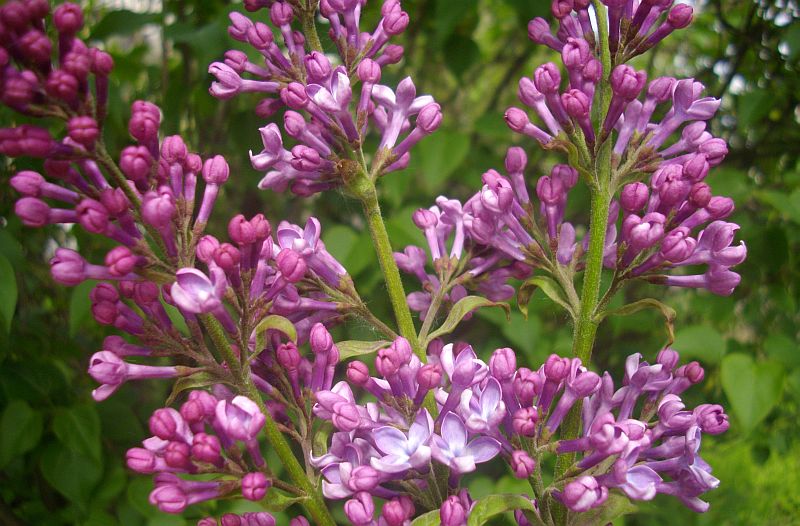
[737,89,772,128]
[764,334,800,368]
[721,353,785,433]
[602,298,676,345]
[39,443,102,505]
[673,325,726,364]
[418,130,470,194]
[0,400,43,468]
[410,510,441,526]
[90,10,161,40]
[572,493,637,525]
[518,275,573,318]
[336,339,392,361]
[424,296,510,347]
[261,491,308,512]
[165,372,218,406]
[53,404,102,464]
[253,315,298,359]
[69,280,95,337]
[755,189,800,225]
[0,254,16,334]
[466,493,538,526]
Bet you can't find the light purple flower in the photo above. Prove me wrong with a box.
[371,410,433,474]
[214,396,266,442]
[432,413,501,475]
[458,377,506,433]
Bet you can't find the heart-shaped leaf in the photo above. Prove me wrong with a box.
[0,400,43,468]
[518,276,574,319]
[571,493,637,525]
[721,353,785,433]
[410,510,440,526]
[165,372,218,405]
[336,339,391,361]
[0,254,17,334]
[601,298,676,345]
[254,314,298,359]
[467,493,539,525]
[423,296,509,347]
[53,404,102,464]
[673,325,727,364]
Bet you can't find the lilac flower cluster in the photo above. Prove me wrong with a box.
[313,339,727,524]
[127,391,272,514]
[0,1,742,524]
[529,0,694,63]
[0,1,113,157]
[208,1,442,195]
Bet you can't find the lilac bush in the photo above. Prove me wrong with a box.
[0,0,744,525]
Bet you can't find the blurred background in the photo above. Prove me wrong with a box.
[0,0,798,524]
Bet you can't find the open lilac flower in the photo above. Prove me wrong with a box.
[370,410,434,474]
[431,413,501,475]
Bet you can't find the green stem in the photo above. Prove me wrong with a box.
[358,182,441,420]
[551,5,615,524]
[202,315,336,526]
[201,314,242,380]
[300,3,324,53]
[359,186,423,359]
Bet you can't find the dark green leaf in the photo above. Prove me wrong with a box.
[518,275,574,318]
[424,296,510,347]
[0,253,17,334]
[53,404,102,464]
[90,10,161,40]
[410,510,440,526]
[602,298,676,345]
[39,443,102,506]
[0,400,43,468]
[466,493,538,526]
[418,130,470,194]
[165,372,218,406]
[721,353,785,433]
[572,493,637,525]
[673,325,726,364]
[336,339,392,361]
[254,315,298,359]
[69,280,95,337]
[261,491,308,512]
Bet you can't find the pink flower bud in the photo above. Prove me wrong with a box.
[164,441,191,469]
[89,48,114,75]
[276,249,307,282]
[269,2,293,26]
[66,116,99,147]
[310,323,334,355]
[126,447,157,473]
[120,145,153,185]
[277,342,302,369]
[512,407,538,437]
[533,62,561,93]
[161,135,188,164]
[50,247,86,285]
[14,196,50,226]
[242,472,271,501]
[417,103,443,133]
[191,432,222,464]
[45,70,78,102]
[511,450,536,478]
[53,2,83,34]
[489,347,517,381]
[105,246,139,276]
[620,182,649,212]
[504,147,527,173]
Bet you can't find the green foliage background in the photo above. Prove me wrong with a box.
[0,0,798,524]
